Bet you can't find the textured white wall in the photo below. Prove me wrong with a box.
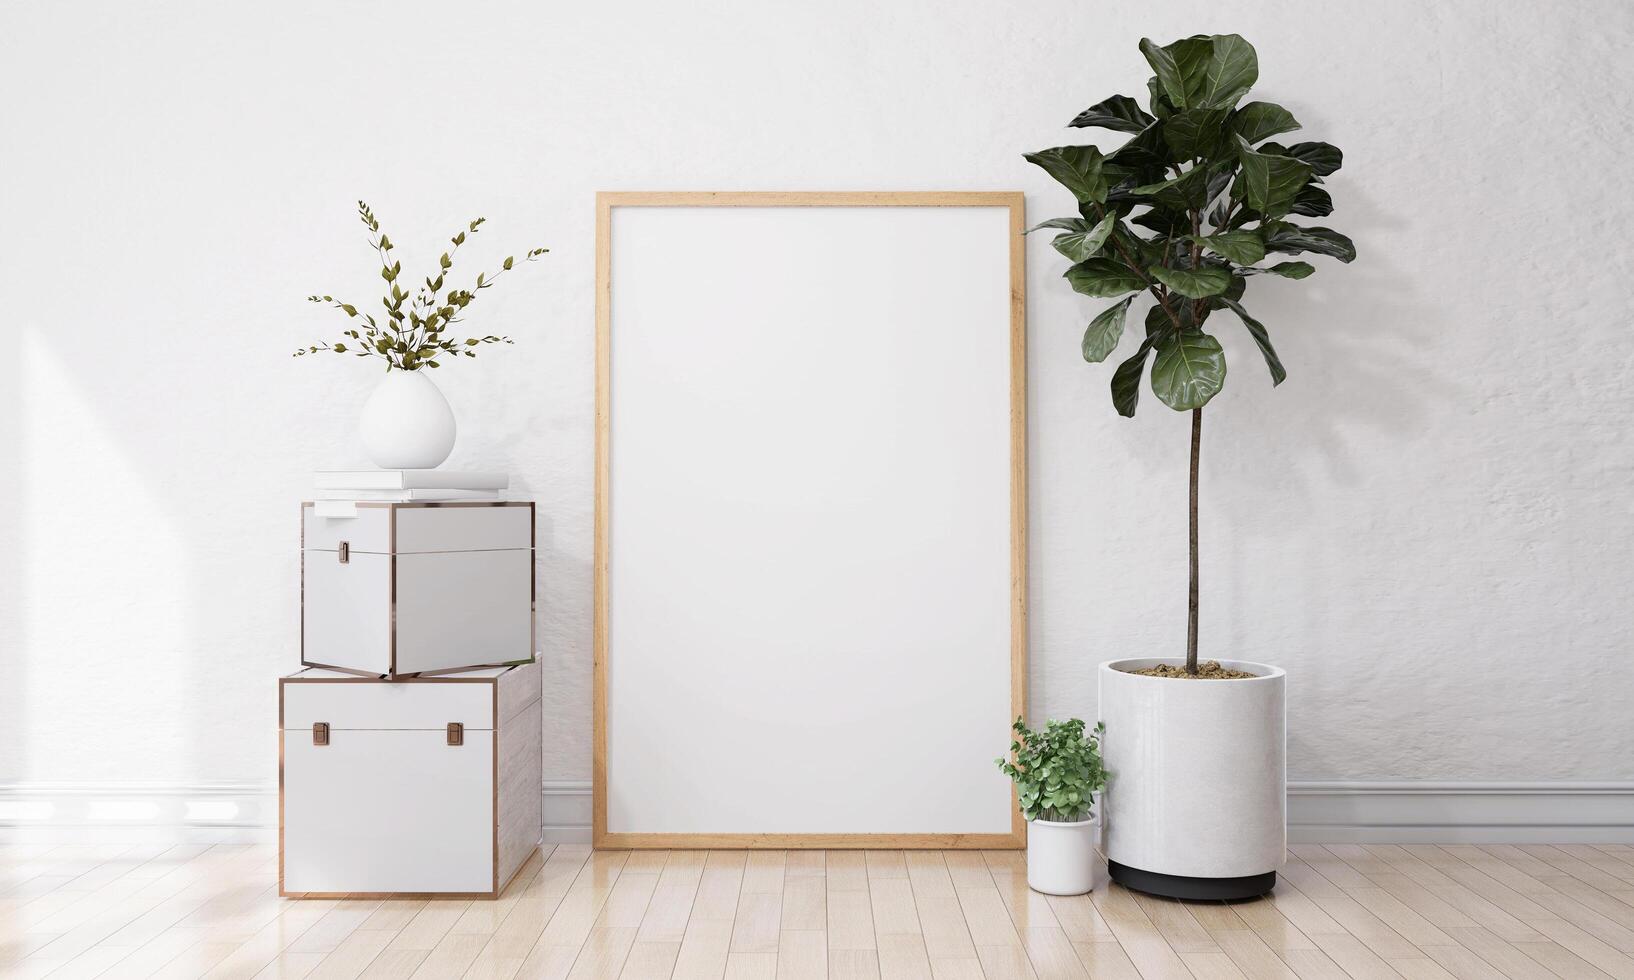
[2,0,1631,796]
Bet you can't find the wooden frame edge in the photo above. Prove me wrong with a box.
[592,191,613,849]
[1007,192,1029,850]
[594,833,1026,849]
[593,191,1028,849]
[596,190,1024,209]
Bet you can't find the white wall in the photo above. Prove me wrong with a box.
[3,0,1632,821]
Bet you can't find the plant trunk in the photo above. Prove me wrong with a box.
[1187,407,1201,675]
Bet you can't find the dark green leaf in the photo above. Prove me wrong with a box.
[1131,207,1190,237]
[1132,165,1212,210]
[1145,300,1189,336]
[1111,338,1155,417]
[1065,258,1146,297]
[1163,106,1232,159]
[1150,265,1231,299]
[1151,331,1227,410]
[1082,297,1134,362]
[1265,260,1314,279]
[1233,136,1312,218]
[1052,212,1117,262]
[1262,221,1357,262]
[1146,78,1174,119]
[1112,223,1165,267]
[1291,183,1333,217]
[1139,37,1190,107]
[1230,101,1300,144]
[1116,120,1173,170]
[1167,36,1216,104]
[1069,94,1154,134]
[1024,145,1108,205]
[1219,298,1286,384]
[1195,34,1258,108]
[1191,230,1265,265]
[1025,217,1086,234]
[1284,141,1343,176]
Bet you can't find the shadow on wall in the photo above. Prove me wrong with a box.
[1072,179,1457,775]
[530,510,594,786]
[1211,186,1456,776]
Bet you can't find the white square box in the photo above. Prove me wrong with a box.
[301,501,534,676]
[279,663,541,897]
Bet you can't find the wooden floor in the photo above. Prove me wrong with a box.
[6,844,1634,980]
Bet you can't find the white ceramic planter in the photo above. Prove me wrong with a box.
[1026,814,1100,895]
[1098,658,1285,899]
[359,370,457,469]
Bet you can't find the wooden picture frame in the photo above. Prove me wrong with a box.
[594,192,1027,848]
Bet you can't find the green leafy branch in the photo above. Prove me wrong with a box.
[996,717,1107,823]
[295,200,549,371]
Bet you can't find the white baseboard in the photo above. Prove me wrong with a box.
[1287,781,1634,843]
[542,779,593,843]
[538,780,1634,844]
[0,782,279,844]
[6,780,1631,845]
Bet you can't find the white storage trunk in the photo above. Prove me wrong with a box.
[279,664,542,898]
[302,501,534,676]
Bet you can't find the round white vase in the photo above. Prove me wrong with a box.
[358,370,457,470]
[1098,658,1285,900]
[1025,814,1100,895]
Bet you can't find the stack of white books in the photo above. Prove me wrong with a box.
[313,469,509,502]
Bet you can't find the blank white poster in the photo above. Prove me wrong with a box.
[601,199,1021,840]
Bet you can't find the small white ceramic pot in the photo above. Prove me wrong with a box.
[359,370,457,469]
[1099,658,1285,900]
[1025,814,1100,895]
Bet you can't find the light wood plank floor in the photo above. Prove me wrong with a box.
[6,842,1634,979]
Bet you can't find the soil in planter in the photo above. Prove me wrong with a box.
[1126,660,1258,679]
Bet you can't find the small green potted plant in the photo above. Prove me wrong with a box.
[996,718,1107,895]
[296,201,548,469]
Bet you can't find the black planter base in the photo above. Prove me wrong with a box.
[1108,860,1276,901]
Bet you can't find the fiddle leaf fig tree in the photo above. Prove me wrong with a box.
[1027,34,1355,675]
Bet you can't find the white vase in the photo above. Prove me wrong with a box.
[1025,814,1100,895]
[358,370,457,469]
[1098,658,1285,900]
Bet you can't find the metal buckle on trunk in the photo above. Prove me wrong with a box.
[447,722,464,746]
[312,722,330,746]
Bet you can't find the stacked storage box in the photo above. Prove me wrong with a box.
[281,498,541,898]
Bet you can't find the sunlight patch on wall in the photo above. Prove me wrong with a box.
[19,328,193,782]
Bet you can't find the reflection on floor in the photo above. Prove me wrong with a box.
[3,842,1633,978]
